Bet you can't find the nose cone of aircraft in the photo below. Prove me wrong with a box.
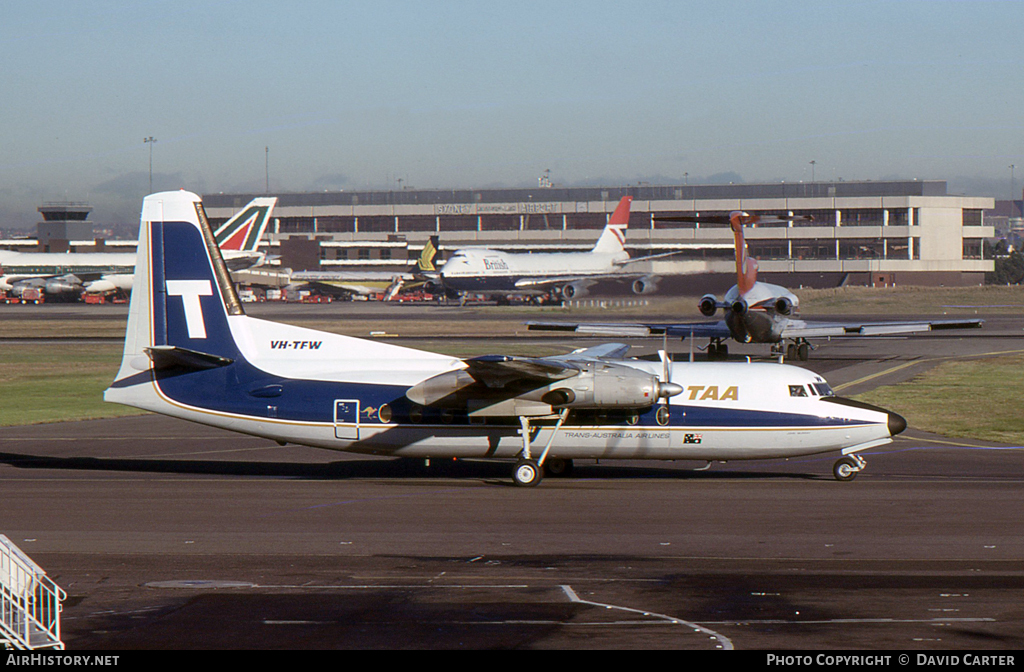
[888,411,907,436]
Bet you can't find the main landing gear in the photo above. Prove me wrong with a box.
[513,411,570,487]
[785,338,811,361]
[707,338,729,361]
[833,454,866,482]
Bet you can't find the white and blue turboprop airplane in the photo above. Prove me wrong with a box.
[105,190,907,485]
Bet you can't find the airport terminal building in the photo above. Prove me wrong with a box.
[205,180,994,292]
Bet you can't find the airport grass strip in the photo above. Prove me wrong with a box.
[854,353,1024,445]
[0,344,147,426]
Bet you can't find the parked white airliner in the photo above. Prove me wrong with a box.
[105,190,906,485]
[438,196,695,300]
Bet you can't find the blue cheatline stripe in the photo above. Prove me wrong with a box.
[152,358,871,430]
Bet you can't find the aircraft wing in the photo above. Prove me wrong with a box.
[291,270,416,282]
[512,276,598,290]
[612,246,734,266]
[512,271,662,291]
[780,318,984,339]
[289,270,423,298]
[527,320,732,339]
[463,354,582,389]
[463,343,635,389]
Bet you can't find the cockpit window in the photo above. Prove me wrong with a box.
[812,383,834,397]
[789,385,808,397]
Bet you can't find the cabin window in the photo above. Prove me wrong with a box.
[789,385,808,397]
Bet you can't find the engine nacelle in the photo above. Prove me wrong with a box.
[44,274,82,295]
[730,299,748,316]
[774,296,795,316]
[698,294,719,317]
[561,282,589,300]
[11,279,45,297]
[405,369,478,407]
[631,276,658,295]
[533,365,681,410]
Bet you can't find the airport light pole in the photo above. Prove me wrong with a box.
[144,136,157,193]
[1011,165,1016,213]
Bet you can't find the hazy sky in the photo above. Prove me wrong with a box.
[2,0,1023,229]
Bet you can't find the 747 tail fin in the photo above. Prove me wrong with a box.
[591,196,632,255]
[417,235,440,274]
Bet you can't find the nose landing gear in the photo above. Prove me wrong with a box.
[833,454,866,482]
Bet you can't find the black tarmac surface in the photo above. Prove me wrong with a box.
[1,303,1022,650]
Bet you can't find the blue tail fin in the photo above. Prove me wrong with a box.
[111,191,243,385]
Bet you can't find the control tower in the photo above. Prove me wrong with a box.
[36,201,93,252]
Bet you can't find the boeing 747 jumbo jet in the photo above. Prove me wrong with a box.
[105,191,907,484]
[0,197,276,299]
[529,211,983,360]
[438,196,712,301]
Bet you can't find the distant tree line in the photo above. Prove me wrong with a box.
[985,240,1024,285]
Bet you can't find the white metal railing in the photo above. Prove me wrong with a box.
[0,536,64,650]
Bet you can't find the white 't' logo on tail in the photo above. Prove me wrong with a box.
[166,280,213,338]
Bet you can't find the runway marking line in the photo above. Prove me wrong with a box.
[561,584,734,651]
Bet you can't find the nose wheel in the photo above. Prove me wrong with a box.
[513,459,543,487]
[833,454,866,482]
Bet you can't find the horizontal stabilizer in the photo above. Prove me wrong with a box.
[145,345,234,371]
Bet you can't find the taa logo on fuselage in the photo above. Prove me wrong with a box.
[684,385,739,401]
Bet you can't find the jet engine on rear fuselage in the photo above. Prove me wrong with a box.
[774,295,795,316]
[698,294,719,317]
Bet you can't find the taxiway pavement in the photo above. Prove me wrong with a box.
[0,306,1021,650]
